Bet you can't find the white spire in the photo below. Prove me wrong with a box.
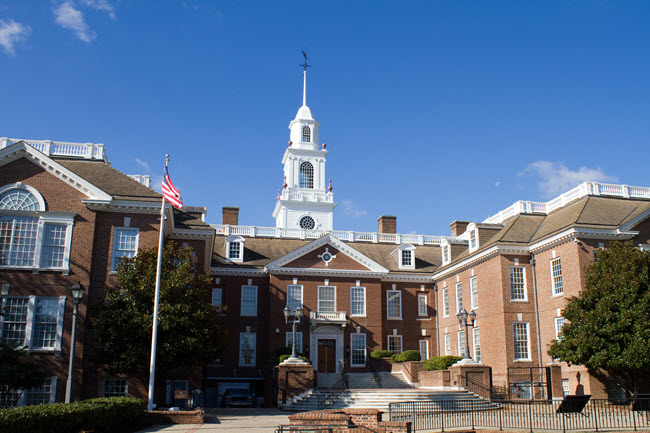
[303,70,307,106]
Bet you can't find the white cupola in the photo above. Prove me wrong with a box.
[272,58,336,231]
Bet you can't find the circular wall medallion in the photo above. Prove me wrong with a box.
[299,216,315,230]
[321,251,333,263]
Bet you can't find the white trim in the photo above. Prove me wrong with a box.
[350,286,366,317]
[417,293,428,316]
[455,282,463,313]
[386,289,402,320]
[225,235,245,263]
[554,316,566,340]
[211,267,266,276]
[419,339,429,360]
[110,227,140,272]
[443,333,451,356]
[470,276,478,310]
[240,285,258,316]
[317,285,337,312]
[0,183,47,211]
[350,333,366,367]
[287,284,303,310]
[509,266,527,301]
[550,257,563,296]
[397,244,415,270]
[387,334,402,353]
[211,288,222,307]
[512,321,531,361]
[442,286,449,318]
[468,223,478,253]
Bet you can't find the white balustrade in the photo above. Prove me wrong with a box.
[310,311,346,322]
[1,137,106,161]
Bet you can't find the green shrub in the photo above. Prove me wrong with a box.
[0,396,145,433]
[278,354,310,364]
[391,350,422,363]
[370,350,394,359]
[423,355,463,371]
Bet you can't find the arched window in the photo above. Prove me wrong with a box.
[299,162,314,189]
[0,188,42,211]
[299,216,315,230]
[302,125,311,142]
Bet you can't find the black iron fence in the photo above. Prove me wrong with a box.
[276,425,379,433]
[389,398,650,432]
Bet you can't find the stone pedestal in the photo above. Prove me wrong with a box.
[276,361,315,406]
[448,362,492,399]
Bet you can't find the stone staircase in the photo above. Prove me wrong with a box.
[282,372,497,412]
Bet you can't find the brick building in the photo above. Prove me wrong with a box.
[2,69,649,408]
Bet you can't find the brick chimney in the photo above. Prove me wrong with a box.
[222,206,239,225]
[378,215,397,234]
[450,220,470,237]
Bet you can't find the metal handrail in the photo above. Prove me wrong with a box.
[367,355,382,388]
[317,361,349,410]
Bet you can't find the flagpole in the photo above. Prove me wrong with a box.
[147,154,169,411]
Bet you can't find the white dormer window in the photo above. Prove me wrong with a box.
[302,125,311,142]
[397,244,415,270]
[441,240,451,266]
[467,223,478,253]
[225,235,245,263]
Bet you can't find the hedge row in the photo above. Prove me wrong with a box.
[423,355,463,371]
[0,397,146,433]
[391,350,421,363]
[369,350,394,359]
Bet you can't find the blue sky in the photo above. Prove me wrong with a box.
[2,1,649,235]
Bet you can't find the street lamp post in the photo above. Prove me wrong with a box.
[283,304,303,360]
[456,308,477,360]
[65,282,85,403]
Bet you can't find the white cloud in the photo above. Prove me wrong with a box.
[54,1,95,42]
[151,175,163,193]
[521,160,618,198]
[342,200,367,219]
[79,0,115,19]
[135,158,151,173]
[495,181,501,187]
[0,19,31,55]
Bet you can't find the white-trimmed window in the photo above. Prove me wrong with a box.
[550,258,563,295]
[470,276,478,309]
[287,284,303,311]
[554,316,566,340]
[455,282,463,313]
[417,294,427,316]
[562,379,570,396]
[0,184,74,271]
[350,286,366,316]
[299,162,314,188]
[444,333,451,356]
[419,340,429,360]
[111,227,139,271]
[513,322,530,361]
[442,286,449,317]
[211,288,222,307]
[0,296,65,350]
[299,215,315,230]
[397,244,415,270]
[302,125,311,142]
[239,332,256,366]
[318,286,336,312]
[102,379,128,397]
[473,327,481,362]
[457,330,465,357]
[441,241,450,265]
[386,290,402,319]
[351,333,366,367]
[469,225,478,252]
[240,285,257,316]
[388,335,402,353]
[285,331,303,353]
[510,267,527,301]
[225,235,244,263]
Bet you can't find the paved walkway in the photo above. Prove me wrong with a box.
[136,408,291,433]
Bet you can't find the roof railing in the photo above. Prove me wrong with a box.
[1,137,108,162]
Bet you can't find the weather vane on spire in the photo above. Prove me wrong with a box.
[300,50,310,72]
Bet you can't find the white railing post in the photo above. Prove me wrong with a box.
[44,140,52,155]
[0,137,8,149]
[224,225,230,236]
[372,233,378,243]
[623,185,630,198]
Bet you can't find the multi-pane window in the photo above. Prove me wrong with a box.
[399,246,415,269]
[239,332,256,366]
[285,331,303,353]
[510,267,526,301]
[0,188,40,210]
[1,296,65,350]
[442,287,449,317]
[228,242,241,260]
[0,216,38,267]
[470,277,478,309]
[299,162,314,188]
[102,379,128,397]
[302,125,311,142]
[40,224,67,268]
[417,294,427,316]
[299,216,315,230]
[442,245,450,264]
[350,287,365,316]
[318,286,336,312]
[444,333,451,356]
[287,285,303,311]
[386,290,402,319]
[240,286,257,316]
[473,327,481,362]
[1,297,28,347]
[455,282,463,313]
[550,258,563,295]
[350,334,366,367]
[457,330,465,357]
[388,335,402,353]
[554,317,566,340]
[111,228,139,271]
[513,322,530,360]
[211,288,222,307]
[25,378,54,406]
[32,298,59,349]
[419,340,429,361]
[562,379,570,397]
[470,230,477,250]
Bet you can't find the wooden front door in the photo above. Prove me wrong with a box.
[317,339,336,373]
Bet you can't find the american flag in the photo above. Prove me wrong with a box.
[162,165,183,209]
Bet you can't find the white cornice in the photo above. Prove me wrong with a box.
[0,143,113,201]
[264,233,389,274]
[169,228,215,239]
[83,199,163,214]
[268,267,385,278]
[382,273,434,283]
[282,147,328,164]
[433,245,529,280]
[210,267,266,276]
